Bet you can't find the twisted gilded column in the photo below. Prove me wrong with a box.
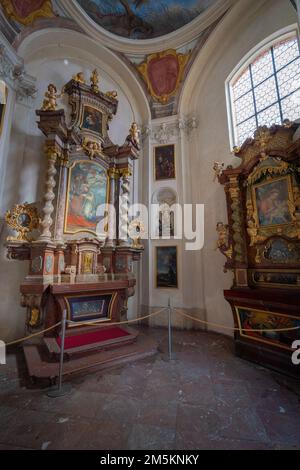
[38,146,58,242]
[118,168,131,246]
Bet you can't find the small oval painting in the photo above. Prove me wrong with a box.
[78,0,217,39]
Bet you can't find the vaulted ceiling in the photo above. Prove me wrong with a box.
[76,0,218,40]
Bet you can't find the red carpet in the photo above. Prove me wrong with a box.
[56,327,130,350]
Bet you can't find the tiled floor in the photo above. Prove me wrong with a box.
[1,327,300,450]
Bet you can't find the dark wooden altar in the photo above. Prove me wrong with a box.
[217,122,300,378]
[5,71,156,379]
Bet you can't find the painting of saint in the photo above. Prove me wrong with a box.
[82,106,103,134]
[154,144,176,180]
[65,161,108,234]
[156,246,178,288]
[254,178,292,226]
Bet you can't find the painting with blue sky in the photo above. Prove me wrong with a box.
[78,0,217,39]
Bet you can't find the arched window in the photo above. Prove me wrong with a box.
[227,31,300,147]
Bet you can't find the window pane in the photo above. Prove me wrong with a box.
[277,57,300,98]
[281,92,300,121]
[236,117,257,145]
[232,68,251,100]
[254,76,277,112]
[234,91,255,123]
[251,50,273,86]
[257,103,281,127]
[274,38,299,69]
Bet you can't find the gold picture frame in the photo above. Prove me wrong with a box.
[235,305,300,351]
[247,174,299,245]
[64,159,109,237]
[154,144,176,181]
[64,292,117,328]
[155,245,178,289]
[80,105,105,138]
[252,175,295,228]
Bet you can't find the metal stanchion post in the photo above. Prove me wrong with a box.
[47,310,71,397]
[168,297,172,361]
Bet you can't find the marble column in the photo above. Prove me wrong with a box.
[118,168,131,246]
[38,147,57,242]
[106,167,118,247]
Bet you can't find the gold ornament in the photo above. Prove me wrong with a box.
[128,220,145,249]
[82,138,102,159]
[1,0,54,26]
[72,72,86,84]
[90,69,100,93]
[5,203,40,242]
[105,90,118,100]
[28,308,40,328]
[41,84,61,111]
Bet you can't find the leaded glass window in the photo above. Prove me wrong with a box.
[229,34,300,146]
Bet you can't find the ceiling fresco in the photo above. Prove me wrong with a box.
[77,0,218,40]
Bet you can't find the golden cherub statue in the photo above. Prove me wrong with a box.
[106,90,118,100]
[41,83,61,111]
[90,69,99,93]
[216,222,229,249]
[213,161,224,182]
[127,122,140,149]
[83,138,102,159]
[72,72,86,84]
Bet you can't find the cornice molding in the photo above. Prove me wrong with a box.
[0,31,36,103]
[143,115,199,143]
[59,0,235,55]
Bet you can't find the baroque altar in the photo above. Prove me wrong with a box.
[216,122,300,378]
[5,71,155,379]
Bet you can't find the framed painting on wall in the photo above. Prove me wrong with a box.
[81,105,103,135]
[252,176,294,227]
[64,160,108,236]
[154,144,176,180]
[155,245,178,288]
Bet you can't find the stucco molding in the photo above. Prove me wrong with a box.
[143,114,199,144]
[0,31,36,103]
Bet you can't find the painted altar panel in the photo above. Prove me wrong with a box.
[236,306,300,351]
[81,105,103,135]
[64,160,108,236]
[253,176,293,227]
[65,293,115,324]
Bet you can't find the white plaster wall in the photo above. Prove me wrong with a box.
[180,0,298,335]
[0,30,149,341]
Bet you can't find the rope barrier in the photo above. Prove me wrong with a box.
[4,304,299,348]
[173,308,300,333]
[67,307,167,328]
[5,322,62,347]
[3,308,167,346]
